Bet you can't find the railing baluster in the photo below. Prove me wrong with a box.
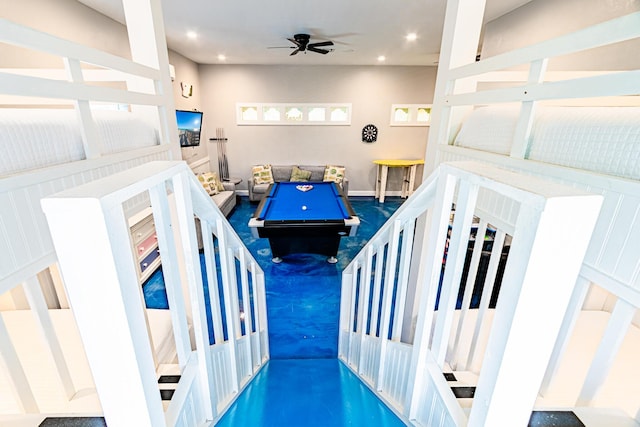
[0,313,39,412]
[370,244,385,337]
[540,275,590,395]
[376,220,402,391]
[346,261,359,365]
[449,220,487,369]
[217,222,240,394]
[357,246,374,374]
[200,219,224,346]
[249,260,261,366]
[149,182,192,365]
[256,268,269,361]
[238,249,253,376]
[338,269,353,360]
[576,298,636,406]
[466,229,505,371]
[22,275,76,399]
[172,171,216,421]
[391,219,415,341]
[405,169,457,418]
[432,181,479,366]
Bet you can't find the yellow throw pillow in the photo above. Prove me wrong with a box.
[198,172,221,195]
[252,165,274,184]
[290,166,312,182]
[323,165,345,184]
[212,172,225,192]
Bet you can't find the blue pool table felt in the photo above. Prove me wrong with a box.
[257,182,352,221]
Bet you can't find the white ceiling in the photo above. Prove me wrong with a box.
[77,0,531,66]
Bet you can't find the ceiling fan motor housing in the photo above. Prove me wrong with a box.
[287,33,333,55]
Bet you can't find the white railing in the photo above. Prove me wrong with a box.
[339,161,602,426]
[428,10,640,170]
[0,5,179,161]
[40,161,268,426]
[427,5,640,423]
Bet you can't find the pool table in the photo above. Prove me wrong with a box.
[248,181,360,263]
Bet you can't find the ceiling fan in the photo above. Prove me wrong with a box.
[270,34,334,56]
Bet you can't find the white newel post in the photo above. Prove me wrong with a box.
[122,0,179,159]
[468,194,602,427]
[41,197,165,427]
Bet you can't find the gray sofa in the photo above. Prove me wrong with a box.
[248,165,348,202]
[212,181,237,216]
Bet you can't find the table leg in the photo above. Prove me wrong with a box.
[401,166,409,198]
[379,165,388,202]
[375,164,381,199]
[408,164,418,197]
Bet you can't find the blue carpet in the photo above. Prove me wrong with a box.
[143,196,404,359]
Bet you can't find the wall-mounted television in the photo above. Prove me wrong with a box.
[176,110,203,147]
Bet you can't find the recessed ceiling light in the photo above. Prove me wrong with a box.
[218,54,226,61]
[406,33,417,42]
[377,55,386,62]
[187,31,197,40]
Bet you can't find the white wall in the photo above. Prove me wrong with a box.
[198,65,436,192]
[170,51,209,168]
[481,0,640,70]
[0,0,131,66]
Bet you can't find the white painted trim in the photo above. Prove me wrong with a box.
[187,156,210,170]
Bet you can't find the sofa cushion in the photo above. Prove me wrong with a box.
[290,166,312,182]
[198,172,224,195]
[211,190,235,217]
[271,165,292,182]
[252,164,274,184]
[298,165,326,181]
[252,183,271,194]
[323,166,346,184]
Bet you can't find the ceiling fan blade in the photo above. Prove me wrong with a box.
[287,38,303,48]
[308,41,334,48]
[307,46,330,55]
[290,48,300,56]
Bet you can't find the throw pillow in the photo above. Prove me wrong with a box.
[290,166,312,182]
[252,164,274,184]
[198,172,221,196]
[212,171,225,192]
[323,165,345,184]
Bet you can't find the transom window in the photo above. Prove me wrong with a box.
[390,104,432,126]
[237,103,351,125]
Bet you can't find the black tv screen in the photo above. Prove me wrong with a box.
[176,110,203,147]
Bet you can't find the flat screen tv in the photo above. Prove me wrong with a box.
[176,110,203,147]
